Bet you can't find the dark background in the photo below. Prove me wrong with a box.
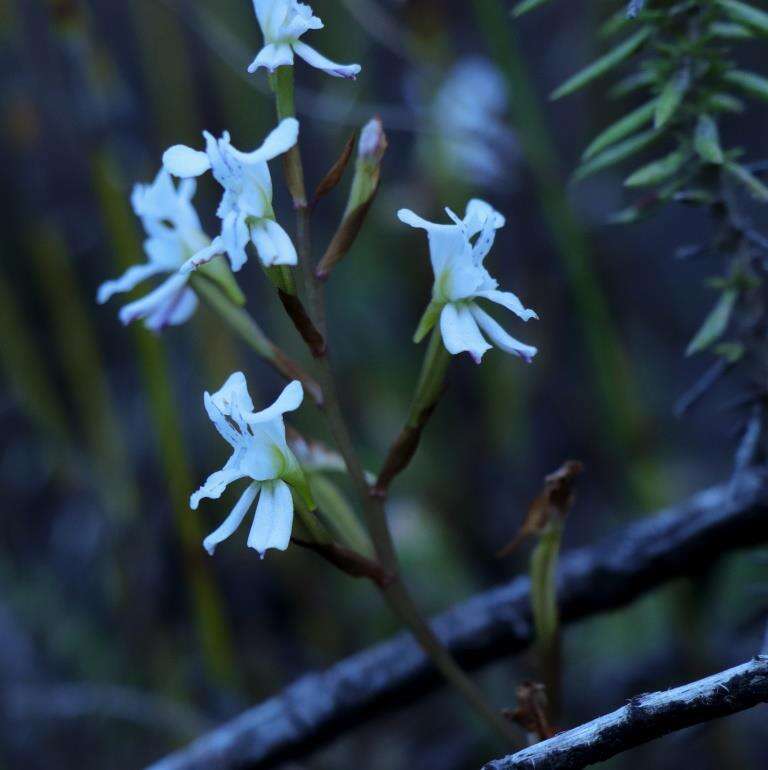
[1,1,767,768]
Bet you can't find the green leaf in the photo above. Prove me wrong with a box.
[686,289,738,356]
[551,28,651,100]
[706,92,745,113]
[413,300,442,343]
[600,8,630,38]
[609,69,655,98]
[674,188,718,205]
[583,99,657,160]
[714,341,745,363]
[716,0,768,35]
[310,475,372,555]
[512,0,553,17]
[624,148,688,187]
[694,115,724,164]
[574,128,662,181]
[725,161,768,201]
[723,69,768,101]
[196,256,246,306]
[710,20,754,38]
[655,68,690,128]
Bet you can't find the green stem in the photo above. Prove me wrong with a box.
[530,522,563,718]
[272,71,519,747]
[408,325,452,427]
[373,326,451,496]
[265,264,297,296]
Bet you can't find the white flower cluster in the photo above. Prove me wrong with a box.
[97,2,538,558]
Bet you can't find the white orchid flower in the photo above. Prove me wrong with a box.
[192,373,313,557]
[162,118,299,272]
[248,1,361,79]
[398,199,538,364]
[97,169,209,331]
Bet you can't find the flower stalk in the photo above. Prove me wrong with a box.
[373,326,451,497]
[271,73,520,748]
[530,519,564,718]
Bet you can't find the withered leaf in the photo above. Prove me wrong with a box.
[503,681,556,742]
[497,460,584,558]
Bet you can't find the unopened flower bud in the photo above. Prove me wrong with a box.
[358,117,387,164]
[316,118,388,280]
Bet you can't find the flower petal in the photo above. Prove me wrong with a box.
[397,207,469,279]
[247,43,294,73]
[470,304,537,363]
[292,41,360,79]
[475,289,538,322]
[165,287,198,326]
[117,273,188,327]
[221,210,250,272]
[247,479,294,556]
[180,236,225,274]
[202,481,259,554]
[207,371,255,432]
[97,262,168,304]
[190,464,249,510]
[464,198,505,234]
[247,380,303,425]
[397,208,453,232]
[263,219,297,265]
[439,303,492,364]
[228,118,299,165]
[163,144,211,178]
[249,222,278,266]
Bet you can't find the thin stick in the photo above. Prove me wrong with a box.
[484,657,768,770]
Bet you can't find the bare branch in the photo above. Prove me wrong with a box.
[146,470,768,770]
[483,656,768,770]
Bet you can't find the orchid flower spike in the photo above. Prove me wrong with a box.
[398,199,538,364]
[192,374,314,558]
[97,169,208,331]
[248,1,361,79]
[163,119,299,273]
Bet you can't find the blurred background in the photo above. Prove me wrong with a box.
[2,0,767,768]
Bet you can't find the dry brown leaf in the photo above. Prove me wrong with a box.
[503,681,556,741]
[497,460,584,558]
